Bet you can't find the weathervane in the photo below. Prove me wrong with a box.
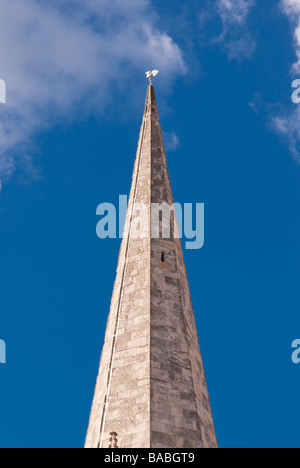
[145,70,159,84]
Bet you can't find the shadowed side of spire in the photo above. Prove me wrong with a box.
[148,87,218,448]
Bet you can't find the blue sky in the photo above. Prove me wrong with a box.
[0,0,300,448]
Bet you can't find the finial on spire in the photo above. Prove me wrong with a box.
[145,70,159,84]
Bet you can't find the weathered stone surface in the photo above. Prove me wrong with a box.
[85,85,217,449]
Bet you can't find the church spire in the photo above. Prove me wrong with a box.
[85,84,217,449]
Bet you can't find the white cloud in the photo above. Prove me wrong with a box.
[273,105,300,163]
[272,1,300,162]
[218,0,255,26]
[282,0,300,71]
[0,0,186,188]
[164,132,180,152]
[215,0,256,59]
[248,93,263,114]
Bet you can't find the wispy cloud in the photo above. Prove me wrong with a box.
[0,0,186,189]
[164,132,180,152]
[248,93,263,114]
[272,0,300,162]
[281,0,300,71]
[215,0,256,59]
[272,106,300,163]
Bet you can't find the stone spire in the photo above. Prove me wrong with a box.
[85,84,217,449]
